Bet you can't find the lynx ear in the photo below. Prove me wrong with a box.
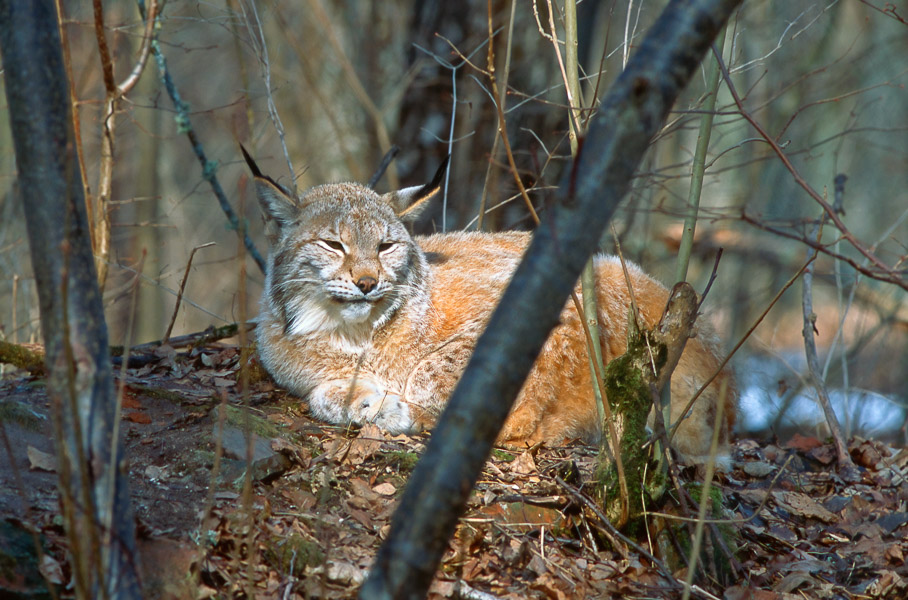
[382,155,450,223]
[241,145,298,234]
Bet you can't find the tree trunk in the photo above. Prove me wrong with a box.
[0,2,143,598]
[359,1,743,598]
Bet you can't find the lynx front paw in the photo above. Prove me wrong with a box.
[308,378,416,434]
[353,390,413,434]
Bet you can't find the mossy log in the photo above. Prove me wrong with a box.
[594,282,699,528]
[1,323,254,374]
[0,340,46,375]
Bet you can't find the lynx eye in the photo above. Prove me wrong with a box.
[377,242,396,253]
[317,239,345,252]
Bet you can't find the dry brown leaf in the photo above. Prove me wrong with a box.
[785,433,823,452]
[346,505,373,529]
[27,445,56,472]
[772,491,838,523]
[724,587,780,600]
[349,477,381,504]
[373,482,396,496]
[807,443,837,465]
[125,411,152,424]
[773,571,817,593]
[326,560,366,586]
[886,544,905,565]
[510,450,537,475]
[344,424,384,465]
[852,439,884,469]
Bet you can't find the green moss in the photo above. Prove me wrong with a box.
[263,533,324,574]
[0,399,44,431]
[594,327,668,527]
[685,482,723,514]
[0,340,45,374]
[652,483,738,585]
[381,450,420,473]
[223,405,284,440]
[491,449,516,462]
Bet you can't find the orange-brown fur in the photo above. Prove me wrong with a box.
[250,159,736,467]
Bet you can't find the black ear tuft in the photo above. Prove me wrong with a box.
[413,155,450,201]
[239,144,263,178]
[240,144,292,195]
[384,156,450,222]
[241,145,299,237]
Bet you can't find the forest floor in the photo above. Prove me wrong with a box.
[1,338,907,600]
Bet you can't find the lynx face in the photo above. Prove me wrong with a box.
[267,188,425,344]
[246,148,444,350]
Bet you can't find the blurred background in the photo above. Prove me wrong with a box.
[1,0,905,442]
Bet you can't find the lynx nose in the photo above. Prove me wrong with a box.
[356,276,378,294]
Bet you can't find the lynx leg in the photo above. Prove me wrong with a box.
[498,401,549,448]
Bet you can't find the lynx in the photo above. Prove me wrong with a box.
[246,150,736,467]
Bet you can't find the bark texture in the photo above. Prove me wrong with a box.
[0,2,142,597]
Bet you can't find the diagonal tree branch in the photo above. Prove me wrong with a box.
[359,1,744,598]
[139,0,266,274]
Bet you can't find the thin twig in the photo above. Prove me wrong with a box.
[163,242,216,344]
[414,34,490,231]
[802,220,854,469]
[271,4,362,179]
[611,227,642,330]
[681,380,724,600]
[478,0,517,232]
[556,0,608,467]
[569,291,629,526]
[555,476,684,590]
[305,0,398,188]
[104,249,144,566]
[240,0,295,187]
[143,1,266,273]
[739,213,906,289]
[676,29,726,285]
[92,0,158,290]
[486,1,541,226]
[857,0,908,25]
[146,322,255,351]
[714,49,906,290]
[697,248,724,311]
[646,455,796,525]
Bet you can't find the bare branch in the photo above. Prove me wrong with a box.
[240,0,295,186]
[801,220,857,473]
[91,0,158,291]
[163,242,216,344]
[142,1,266,273]
[714,48,907,290]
